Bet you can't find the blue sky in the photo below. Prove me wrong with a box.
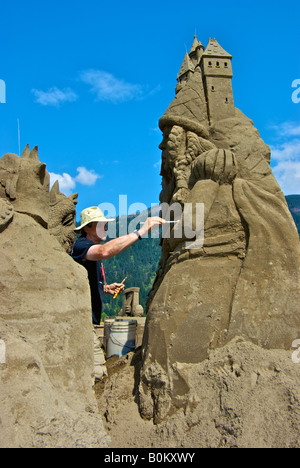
[0,0,299,219]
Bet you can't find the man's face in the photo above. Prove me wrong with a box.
[84,221,108,242]
[95,221,108,241]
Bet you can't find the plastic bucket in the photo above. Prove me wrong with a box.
[106,318,137,358]
[103,318,115,353]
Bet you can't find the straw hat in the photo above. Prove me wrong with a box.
[74,206,115,232]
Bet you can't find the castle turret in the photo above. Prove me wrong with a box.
[176,52,195,85]
[201,38,235,123]
[189,35,205,66]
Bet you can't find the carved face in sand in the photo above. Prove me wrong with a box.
[49,181,78,253]
[159,124,216,207]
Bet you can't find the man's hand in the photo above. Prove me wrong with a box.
[138,217,166,238]
[104,283,125,296]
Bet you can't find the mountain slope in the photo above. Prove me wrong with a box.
[286,195,300,234]
[102,212,161,318]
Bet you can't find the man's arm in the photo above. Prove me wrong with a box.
[84,217,165,261]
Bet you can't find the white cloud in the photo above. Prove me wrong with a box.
[270,122,300,195]
[32,74,160,107]
[50,166,101,196]
[75,166,101,186]
[272,160,300,195]
[80,69,143,103]
[269,121,300,139]
[50,172,76,196]
[32,87,78,107]
[271,139,300,162]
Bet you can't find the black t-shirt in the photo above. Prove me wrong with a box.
[71,236,104,325]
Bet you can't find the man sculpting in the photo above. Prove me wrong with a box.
[71,206,165,380]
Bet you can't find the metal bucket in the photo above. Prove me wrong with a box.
[103,318,115,353]
[106,318,137,358]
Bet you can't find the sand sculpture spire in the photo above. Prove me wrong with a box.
[188,34,204,65]
[21,144,40,162]
[177,53,195,83]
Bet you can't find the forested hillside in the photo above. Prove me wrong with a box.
[286,195,300,234]
[101,212,161,319]
[102,236,160,318]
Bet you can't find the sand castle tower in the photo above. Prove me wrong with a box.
[201,38,235,123]
[175,36,235,124]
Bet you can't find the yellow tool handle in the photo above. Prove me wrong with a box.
[113,273,128,299]
[113,285,123,299]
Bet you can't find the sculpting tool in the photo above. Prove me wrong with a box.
[140,220,179,224]
[113,272,129,299]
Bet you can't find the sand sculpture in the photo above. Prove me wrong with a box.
[119,287,144,317]
[0,146,108,447]
[139,37,300,423]
[118,288,145,348]
[49,180,78,253]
